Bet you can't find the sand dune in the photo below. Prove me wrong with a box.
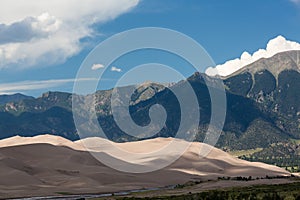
[0,134,79,149]
[0,135,291,199]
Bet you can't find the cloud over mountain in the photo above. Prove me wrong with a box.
[0,0,139,69]
[206,35,300,76]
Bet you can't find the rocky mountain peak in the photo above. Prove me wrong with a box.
[226,50,300,79]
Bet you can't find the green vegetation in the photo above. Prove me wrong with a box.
[235,140,300,172]
[55,191,74,195]
[290,139,300,145]
[229,148,263,157]
[224,72,253,96]
[113,182,300,200]
[240,154,300,173]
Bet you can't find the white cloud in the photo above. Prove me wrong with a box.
[0,78,97,94]
[0,0,139,69]
[111,66,122,72]
[91,63,105,70]
[205,35,300,77]
[0,13,60,44]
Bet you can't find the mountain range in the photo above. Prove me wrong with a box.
[0,50,300,167]
[0,93,34,105]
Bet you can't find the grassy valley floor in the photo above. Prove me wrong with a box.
[90,178,300,200]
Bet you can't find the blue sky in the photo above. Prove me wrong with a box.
[1,0,300,96]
